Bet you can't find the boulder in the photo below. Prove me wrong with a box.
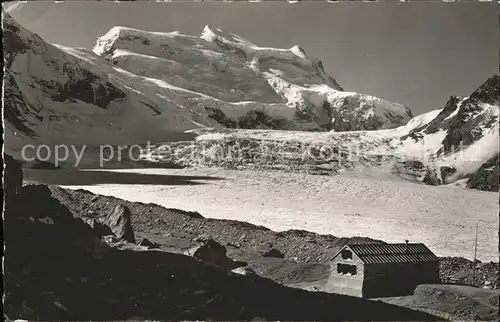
[186,239,246,271]
[440,166,457,185]
[423,166,441,186]
[101,204,135,243]
[137,237,160,249]
[231,267,257,276]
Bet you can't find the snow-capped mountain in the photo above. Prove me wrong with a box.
[3,13,497,190]
[92,25,412,132]
[396,74,499,187]
[3,12,219,153]
[145,75,498,191]
[3,13,413,155]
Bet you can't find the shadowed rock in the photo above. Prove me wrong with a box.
[84,218,114,237]
[186,239,247,271]
[101,204,136,243]
[137,237,160,249]
[4,154,23,201]
[262,248,285,259]
[467,154,499,192]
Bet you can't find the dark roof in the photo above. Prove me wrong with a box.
[344,243,438,265]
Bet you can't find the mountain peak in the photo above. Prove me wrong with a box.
[200,25,256,48]
[469,73,499,105]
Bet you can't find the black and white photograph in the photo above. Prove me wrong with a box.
[2,0,499,320]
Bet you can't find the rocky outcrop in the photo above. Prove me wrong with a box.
[439,257,499,289]
[440,166,457,185]
[101,204,136,243]
[48,68,126,108]
[395,75,499,189]
[469,74,499,105]
[206,107,292,130]
[3,14,126,110]
[466,154,499,192]
[439,74,499,155]
[381,284,499,321]
[186,238,247,271]
[3,73,40,137]
[402,95,463,142]
[331,96,413,132]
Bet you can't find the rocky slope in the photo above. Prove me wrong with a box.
[466,154,499,191]
[4,170,442,321]
[50,183,499,290]
[399,74,499,186]
[380,284,500,321]
[5,178,497,320]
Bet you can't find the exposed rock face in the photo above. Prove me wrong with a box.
[3,73,40,137]
[4,13,127,125]
[330,96,413,131]
[393,74,499,189]
[206,107,292,130]
[467,154,499,192]
[48,68,126,108]
[2,16,30,69]
[402,95,464,142]
[439,257,499,289]
[423,166,441,186]
[4,185,112,282]
[400,75,498,156]
[101,204,135,243]
[440,166,457,185]
[439,74,499,155]
[469,73,499,105]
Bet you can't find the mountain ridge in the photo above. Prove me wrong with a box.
[3,13,498,190]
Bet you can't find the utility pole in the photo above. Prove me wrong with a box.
[472,221,479,287]
[470,221,479,321]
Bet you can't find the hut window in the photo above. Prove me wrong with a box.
[341,249,353,260]
[337,263,357,276]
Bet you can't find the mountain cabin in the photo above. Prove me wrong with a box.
[324,243,440,298]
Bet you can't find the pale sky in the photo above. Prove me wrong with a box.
[4,0,498,115]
